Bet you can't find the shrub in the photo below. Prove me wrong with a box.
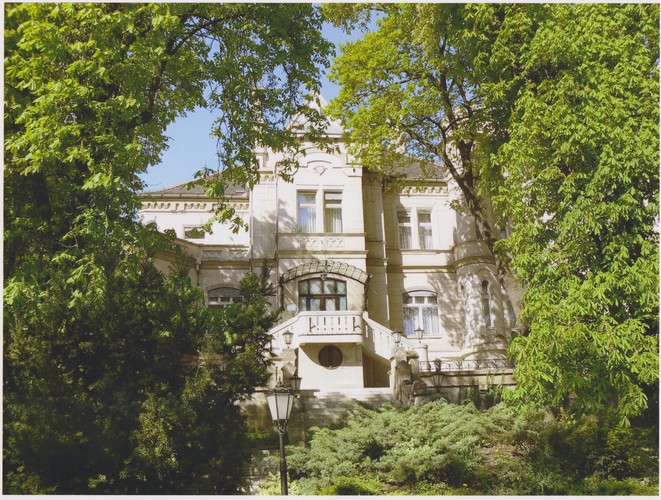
[257,401,658,495]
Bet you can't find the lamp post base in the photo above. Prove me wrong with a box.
[278,427,288,495]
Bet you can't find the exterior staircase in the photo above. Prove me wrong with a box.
[302,388,394,427]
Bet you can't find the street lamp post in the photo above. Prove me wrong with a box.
[266,379,298,495]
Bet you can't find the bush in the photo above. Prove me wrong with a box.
[318,476,387,495]
[257,401,658,495]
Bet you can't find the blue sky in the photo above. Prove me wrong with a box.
[140,22,367,190]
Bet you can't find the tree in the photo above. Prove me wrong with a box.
[485,4,659,422]
[324,4,510,283]
[324,3,659,420]
[4,3,331,493]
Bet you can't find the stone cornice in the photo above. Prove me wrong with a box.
[141,200,250,212]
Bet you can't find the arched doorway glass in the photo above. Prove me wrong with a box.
[298,277,347,312]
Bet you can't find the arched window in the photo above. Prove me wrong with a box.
[298,277,347,312]
[403,291,439,337]
[208,287,242,307]
[481,281,492,327]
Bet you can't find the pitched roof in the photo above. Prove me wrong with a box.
[140,175,248,199]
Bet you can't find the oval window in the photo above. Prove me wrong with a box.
[318,345,343,369]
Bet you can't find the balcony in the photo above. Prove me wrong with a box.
[296,311,363,345]
[269,311,413,360]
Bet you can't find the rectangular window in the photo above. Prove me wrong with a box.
[298,192,316,233]
[398,211,412,249]
[324,192,343,233]
[403,292,439,337]
[418,211,433,249]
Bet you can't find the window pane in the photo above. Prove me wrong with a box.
[207,287,242,307]
[310,279,322,294]
[399,226,412,249]
[422,305,439,336]
[299,296,307,311]
[398,211,412,249]
[403,307,416,336]
[339,296,347,310]
[324,192,342,232]
[324,207,342,232]
[418,211,433,249]
[298,280,308,294]
[310,298,321,311]
[336,281,346,294]
[397,211,411,223]
[323,279,336,294]
[419,226,433,249]
[325,298,337,311]
[298,192,316,233]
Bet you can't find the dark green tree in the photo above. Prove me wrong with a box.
[4,3,330,493]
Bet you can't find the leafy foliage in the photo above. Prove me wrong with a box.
[325,3,659,420]
[4,3,329,493]
[257,400,658,495]
[485,4,660,423]
[5,258,279,493]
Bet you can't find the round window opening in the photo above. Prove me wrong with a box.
[318,345,343,369]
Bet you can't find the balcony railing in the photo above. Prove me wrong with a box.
[268,311,415,355]
[304,311,362,335]
[419,358,514,373]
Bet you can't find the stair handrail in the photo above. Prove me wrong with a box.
[362,312,416,358]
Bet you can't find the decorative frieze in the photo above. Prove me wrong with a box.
[298,237,345,250]
[201,247,249,261]
[400,185,448,196]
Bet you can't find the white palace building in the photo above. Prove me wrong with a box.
[139,98,519,415]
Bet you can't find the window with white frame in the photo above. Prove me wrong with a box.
[298,191,317,233]
[403,291,440,337]
[298,190,343,234]
[398,208,434,250]
[398,211,412,249]
[324,191,343,232]
[208,287,243,307]
[418,211,433,249]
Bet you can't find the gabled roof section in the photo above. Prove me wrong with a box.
[140,174,248,199]
[288,93,344,138]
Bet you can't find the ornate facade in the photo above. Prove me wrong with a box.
[139,101,519,406]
